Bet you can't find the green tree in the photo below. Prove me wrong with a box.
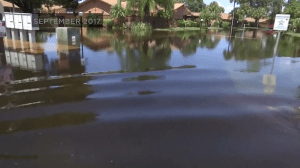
[199,1,224,26]
[229,0,244,30]
[126,0,175,21]
[236,0,283,20]
[251,7,266,28]
[207,1,224,21]
[200,8,213,26]
[284,0,300,19]
[177,0,206,12]
[110,0,126,26]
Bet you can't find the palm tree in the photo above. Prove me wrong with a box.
[110,0,126,26]
[230,0,243,32]
[126,0,175,22]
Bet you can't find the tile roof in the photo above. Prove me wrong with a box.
[174,3,185,10]
[0,0,18,8]
[191,12,200,17]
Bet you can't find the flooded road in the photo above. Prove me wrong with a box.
[0,28,300,167]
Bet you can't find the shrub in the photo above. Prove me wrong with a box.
[223,22,230,28]
[131,22,152,31]
[191,21,198,27]
[106,19,114,29]
[213,21,219,27]
[194,18,202,27]
[291,18,300,33]
[177,20,198,27]
[113,23,127,29]
[87,27,101,38]
[157,10,172,19]
[85,14,102,27]
[110,3,126,19]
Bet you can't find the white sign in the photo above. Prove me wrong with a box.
[72,36,76,45]
[274,14,290,31]
[263,74,276,86]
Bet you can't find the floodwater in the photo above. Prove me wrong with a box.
[1,28,300,167]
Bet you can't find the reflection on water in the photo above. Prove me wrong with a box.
[0,112,97,134]
[0,76,93,109]
[1,28,299,80]
[1,28,300,108]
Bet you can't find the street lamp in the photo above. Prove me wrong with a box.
[79,12,84,60]
[200,18,203,30]
[79,12,83,37]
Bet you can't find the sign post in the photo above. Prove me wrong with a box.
[263,14,290,94]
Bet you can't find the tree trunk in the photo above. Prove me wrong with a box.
[256,19,258,29]
[144,4,150,23]
[230,1,236,33]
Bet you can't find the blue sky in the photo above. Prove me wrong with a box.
[204,0,238,13]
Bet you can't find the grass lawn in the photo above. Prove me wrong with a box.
[284,31,300,37]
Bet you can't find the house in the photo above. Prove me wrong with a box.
[173,3,199,20]
[74,0,119,19]
[244,17,270,27]
[0,0,21,18]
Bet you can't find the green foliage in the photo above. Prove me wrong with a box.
[232,0,283,20]
[103,19,113,25]
[126,0,175,19]
[177,0,206,12]
[177,20,198,27]
[157,10,173,19]
[113,23,127,29]
[85,13,102,27]
[290,18,300,33]
[106,19,114,29]
[194,18,202,27]
[213,21,219,27]
[284,0,300,19]
[251,7,266,20]
[207,1,225,14]
[110,0,126,19]
[222,22,230,28]
[131,22,152,30]
[86,28,101,38]
[200,8,213,26]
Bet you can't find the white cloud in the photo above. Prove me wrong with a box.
[217,1,223,7]
[226,6,234,10]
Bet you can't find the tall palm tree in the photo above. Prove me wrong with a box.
[126,0,175,22]
[230,0,243,32]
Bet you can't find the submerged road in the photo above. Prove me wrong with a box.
[1,69,300,168]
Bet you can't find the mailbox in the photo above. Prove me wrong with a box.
[4,13,14,28]
[5,50,10,64]
[22,14,39,30]
[4,13,39,30]
[10,51,19,67]
[27,54,44,71]
[13,13,23,29]
[18,52,27,69]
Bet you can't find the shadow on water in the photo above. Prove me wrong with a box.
[0,112,97,134]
